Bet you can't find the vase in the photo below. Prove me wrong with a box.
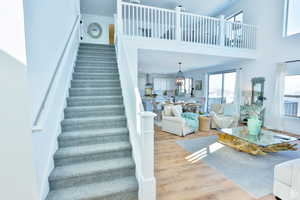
[247,117,262,135]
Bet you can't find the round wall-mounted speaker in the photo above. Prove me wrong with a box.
[87,22,102,39]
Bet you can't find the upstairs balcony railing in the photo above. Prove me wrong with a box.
[117,1,257,50]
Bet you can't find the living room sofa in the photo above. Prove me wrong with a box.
[273,158,300,200]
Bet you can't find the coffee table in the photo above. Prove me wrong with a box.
[217,127,298,155]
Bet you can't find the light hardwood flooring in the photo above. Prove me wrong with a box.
[155,128,280,200]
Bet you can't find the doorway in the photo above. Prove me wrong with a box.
[109,24,115,45]
[207,70,237,111]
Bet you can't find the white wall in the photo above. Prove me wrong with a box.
[0,1,38,199]
[219,0,300,134]
[23,0,81,199]
[81,14,114,44]
[24,0,80,123]
[31,26,80,200]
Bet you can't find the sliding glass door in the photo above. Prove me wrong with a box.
[207,71,236,111]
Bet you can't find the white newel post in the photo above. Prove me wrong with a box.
[219,15,225,46]
[139,111,156,200]
[175,6,182,42]
[117,0,123,35]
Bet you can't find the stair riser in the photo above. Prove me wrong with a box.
[58,134,129,148]
[76,63,118,68]
[71,82,120,88]
[69,89,122,97]
[67,98,123,107]
[54,149,132,166]
[79,46,116,51]
[50,167,135,190]
[62,119,127,132]
[78,52,116,57]
[89,191,138,200]
[78,57,116,62]
[78,54,116,58]
[74,68,118,73]
[73,74,119,80]
[76,61,117,66]
[64,107,124,118]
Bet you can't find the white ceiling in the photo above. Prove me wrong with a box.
[80,0,239,17]
[138,49,247,74]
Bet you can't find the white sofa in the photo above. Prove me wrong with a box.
[210,103,239,129]
[161,105,195,137]
[273,159,300,200]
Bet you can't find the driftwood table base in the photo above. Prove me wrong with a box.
[218,133,298,156]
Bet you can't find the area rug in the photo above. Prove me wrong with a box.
[176,136,300,198]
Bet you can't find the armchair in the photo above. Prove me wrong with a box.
[210,104,239,129]
[273,159,300,200]
[161,105,195,136]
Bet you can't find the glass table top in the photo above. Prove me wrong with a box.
[218,127,298,147]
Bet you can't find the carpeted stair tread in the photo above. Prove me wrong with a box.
[64,105,124,118]
[76,60,117,64]
[78,52,116,57]
[46,177,138,200]
[54,141,131,159]
[69,88,122,97]
[59,127,129,140]
[62,115,126,126]
[65,105,124,112]
[74,66,118,71]
[71,80,120,88]
[46,43,138,199]
[73,72,119,76]
[58,127,129,147]
[67,96,123,107]
[50,157,134,181]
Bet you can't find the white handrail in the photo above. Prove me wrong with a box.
[120,1,257,50]
[32,15,80,132]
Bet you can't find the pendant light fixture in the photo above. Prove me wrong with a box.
[176,62,185,86]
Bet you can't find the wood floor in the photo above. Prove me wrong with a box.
[155,128,277,200]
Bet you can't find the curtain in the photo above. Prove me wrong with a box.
[234,68,242,113]
[271,63,287,131]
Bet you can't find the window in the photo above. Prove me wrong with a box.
[207,71,237,111]
[227,11,243,23]
[178,78,193,94]
[284,74,300,117]
[284,0,300,37]
[184,78,193,94]
[153,78,174,91]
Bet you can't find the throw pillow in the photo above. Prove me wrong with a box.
[172,105,183,117]
[223,103,237,116]
[164,105,173,116]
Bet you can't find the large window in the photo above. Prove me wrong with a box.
[153,78,174,91]
[284,75,300,117]
[207,71,237,111]
[284,0,300,37]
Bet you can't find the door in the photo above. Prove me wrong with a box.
[207,71,236,112]
[109,24,115,45]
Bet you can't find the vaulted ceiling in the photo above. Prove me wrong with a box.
[80,0,239,17]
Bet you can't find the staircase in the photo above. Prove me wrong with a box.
[46,43,138,200]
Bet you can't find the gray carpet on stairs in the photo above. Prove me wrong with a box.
[46,43,138,200]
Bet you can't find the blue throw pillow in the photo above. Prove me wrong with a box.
[223,104,237,116]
